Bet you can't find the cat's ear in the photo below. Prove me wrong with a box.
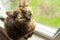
[6,12,13,17]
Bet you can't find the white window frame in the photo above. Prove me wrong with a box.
[35,23,60,39]
[0,2,7,28]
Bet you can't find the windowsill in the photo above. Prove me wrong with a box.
[35,23,58,39]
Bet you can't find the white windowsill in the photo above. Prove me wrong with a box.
[35,23,58,39]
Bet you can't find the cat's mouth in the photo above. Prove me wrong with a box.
[19,17,26,21]
[15,16,26,22]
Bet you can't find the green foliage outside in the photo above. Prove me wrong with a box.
[29,0,60,28]
[11,0,19,10]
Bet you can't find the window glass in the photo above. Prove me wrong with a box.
[29,0,60,29]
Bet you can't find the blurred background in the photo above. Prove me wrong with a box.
[0,0,60,29]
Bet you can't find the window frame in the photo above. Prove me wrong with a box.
[35,23,60,39]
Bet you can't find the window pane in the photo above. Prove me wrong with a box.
[29,0,60,29]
